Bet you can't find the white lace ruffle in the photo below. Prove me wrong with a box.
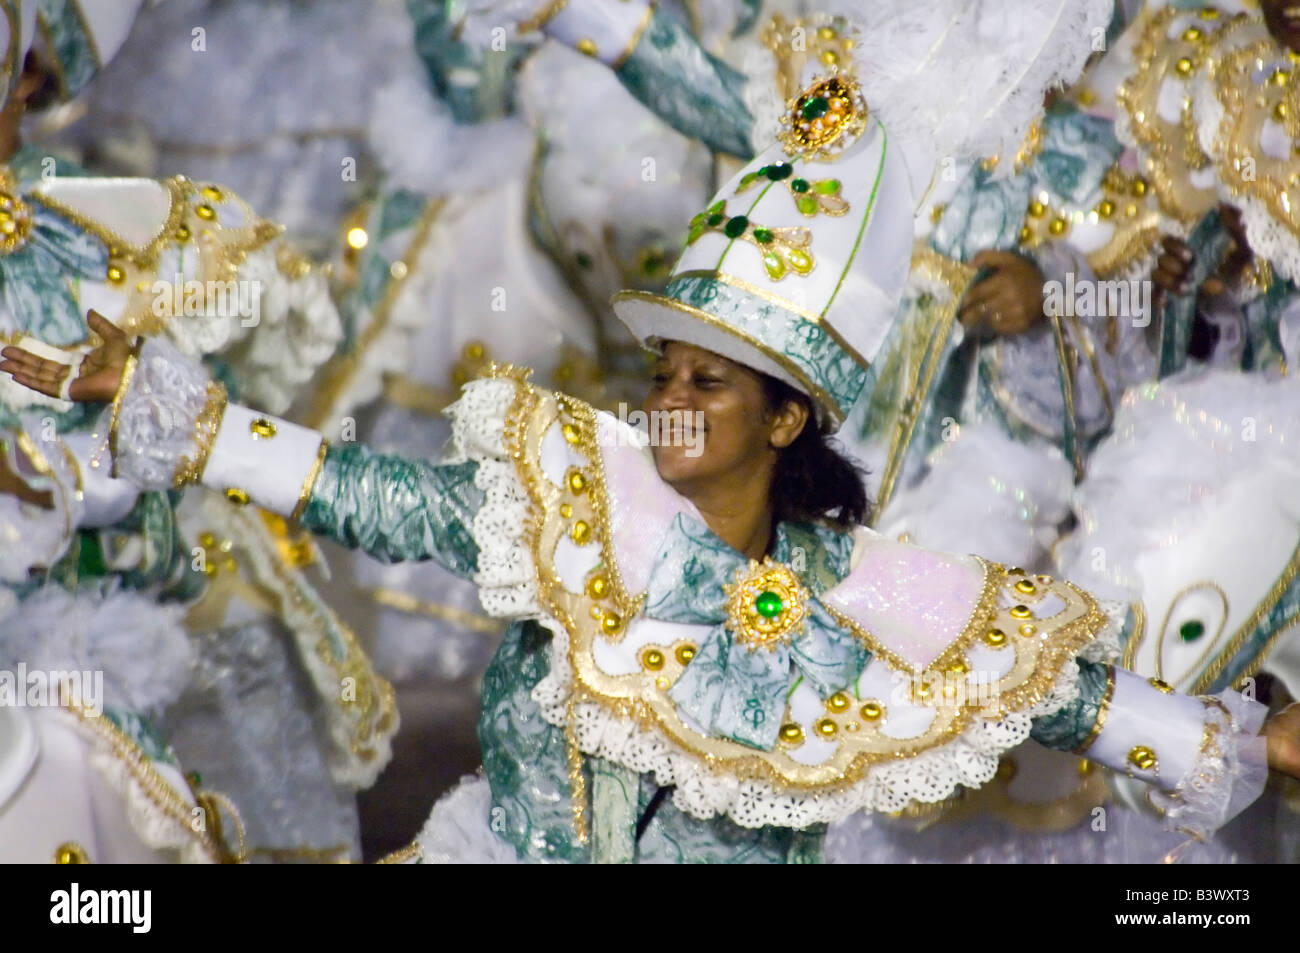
[528,612,1112,830]
[445,379,544,620]
[113,337,214,492]
[0,418,85,583]
[160,243,342,416]
[1150,688,1270,841]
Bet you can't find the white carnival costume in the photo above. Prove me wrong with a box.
[35,4,1281,861]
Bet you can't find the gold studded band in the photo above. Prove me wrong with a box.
[107,353,138,478]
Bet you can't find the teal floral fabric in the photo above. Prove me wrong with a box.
[616,6,754,159]
[1029,659,1113,752]
[300,443,482,576]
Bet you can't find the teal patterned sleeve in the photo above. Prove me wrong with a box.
[615,7,754,159]
[1029,659,1114,752]
[299,443,482,578]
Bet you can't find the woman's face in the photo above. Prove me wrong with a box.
[643,341,805,493]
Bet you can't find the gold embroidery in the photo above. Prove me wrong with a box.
[172,380,228,488]
[498,375,1109,794]
[107,352,138,477]
[611,1,655,70]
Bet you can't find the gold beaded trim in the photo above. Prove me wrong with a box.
[106,353,138,479]
[291,438,330,525]
[172,379,228,489]
[495,371,1111,794]
[611,1,655,70]
[517,0,568,34]
[1074,664,1116,755]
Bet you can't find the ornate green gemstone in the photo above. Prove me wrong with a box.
[796,195,819,215]
[752,226,774,243]
[815,179,841,195]
[708,200,726,215]
[765,162,793,180]
[723,215,749,238]
[740,172,758,188]
[802,96,829,120]
[791,178,810,193]
[707,213,724,226]
[755,590,783,619]
[1179,620,1205,642]
[687,224,704,244]
[762,252,786,279]
[788,249,812,273]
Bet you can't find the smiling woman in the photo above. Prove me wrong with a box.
[7,59,1300,865]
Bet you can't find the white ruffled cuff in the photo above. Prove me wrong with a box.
[111,337,226,492]
[1150,688,1270,842]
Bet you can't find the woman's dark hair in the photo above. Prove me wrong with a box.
[760,375,871,529]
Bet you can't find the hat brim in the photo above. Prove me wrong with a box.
[612,289,843,431]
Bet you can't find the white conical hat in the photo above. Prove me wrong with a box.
[613,73,912,431]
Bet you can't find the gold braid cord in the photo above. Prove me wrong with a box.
[488,367,1110,802]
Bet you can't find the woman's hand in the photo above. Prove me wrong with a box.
[958,250,1048,337]
[1265,701,1300,780]
[0,310,131,404]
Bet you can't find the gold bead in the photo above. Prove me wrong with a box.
[947,658,970,674]
[571,520,592,544]
[1275,101,1289,122]
[202,185,223,202]
[1175,56,1193,76]
[567,470,587,493]
[562,423,581,444]
[778,723,805,745]
[826,692,850,713]
[642,648,665,671]
[589,605,603,620]
[818,26,835,40]
[1198,7,1218,19]
[1097,199,1116,218]
[199,532,217,547]
[814,717,838,738]
[1271,69,1291,86]
[559,503,573,518]
[1078,87,1097,106]
[984,628,1007,647]
[225,487,250,505]
[176,224,192,242]
[1019,225,1033,243]
[600,611,622,635]
[1148,677,1174,694]
[1028,199,1046,218]
[996,758,1017,781]
[221,557,238,573]
[1182,26,1203,42]
[1048,217,1068,236]
[655,676,669,690]
[1078,758,1094,777]
[1131,178,1148,197]
[1006,566,1025,575]
[859,701,883,721]
[675,643,696,665]
[820,50,838,66]
[586,574,609,599]
[106,265,125,284]
[196,203,217,221]
[576,37,598,56]
[1014,579,1036,595]
[54,842,89,864]
[249,417,277,439]
[1009,605,1032,619]
[1019,623,1036,636]
[1128,745,1157,771]
[463,341,485,360]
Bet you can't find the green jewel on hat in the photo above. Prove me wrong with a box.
[612,73,914,432]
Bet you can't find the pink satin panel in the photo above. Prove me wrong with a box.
[595,413,701,594]
[822,535,986,670]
